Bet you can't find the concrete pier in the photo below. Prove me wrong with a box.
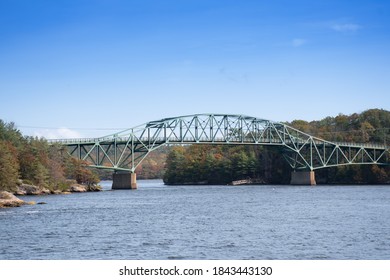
[290,171,316,186]
[112,172,137,189]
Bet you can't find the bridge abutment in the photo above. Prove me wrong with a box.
[290,171,316,186]
[112,172,137,189]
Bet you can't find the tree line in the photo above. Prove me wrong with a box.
[163,109,390,185]
[0,120,99,192]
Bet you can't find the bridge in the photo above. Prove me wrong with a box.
[50,114,389,188]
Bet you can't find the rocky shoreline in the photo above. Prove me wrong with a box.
[0,191,27,208]
[0,181,102,208]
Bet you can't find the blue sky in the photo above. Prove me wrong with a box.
[1,0,389,138]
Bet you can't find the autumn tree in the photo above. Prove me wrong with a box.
[65,157,99,186]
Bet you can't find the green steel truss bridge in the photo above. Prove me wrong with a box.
[51,114,389,187]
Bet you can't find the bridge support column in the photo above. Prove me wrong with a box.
[112,172,137,189]
[290,171,316,186]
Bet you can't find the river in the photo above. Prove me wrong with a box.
[0,180,389,259]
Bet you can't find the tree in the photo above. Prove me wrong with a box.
[46,144,67,187]
[232,151,249,179]
[0,120,24,148]
[0,141,20,191]
[290,120,311,133]
[65,158,99,186]
[369,165,388,184]
[360,121,375,142]
[163,146,186,184]
[18,138,50,186]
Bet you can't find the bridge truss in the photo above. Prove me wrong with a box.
[51,114,389,173]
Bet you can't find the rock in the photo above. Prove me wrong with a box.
[51,190,63,195]
[86,185,102,192]
[69,184,87,192]
[69,184,102,192]
[15,189,27,195]
[0,191,26,208]
[0,191,16,200]
[40,188,51,195]
[16,184,51,195]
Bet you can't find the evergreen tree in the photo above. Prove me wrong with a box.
[163,146,186,184]
[0,141,20,191]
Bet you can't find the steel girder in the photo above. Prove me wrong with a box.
[50,114,389,172]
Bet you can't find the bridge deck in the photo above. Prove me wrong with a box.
[49,137,388,150]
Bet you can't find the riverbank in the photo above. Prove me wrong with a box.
[0,180,102,208]
[15,181,102,195]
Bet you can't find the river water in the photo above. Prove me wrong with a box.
[0,180,389,260]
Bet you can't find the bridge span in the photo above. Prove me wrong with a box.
[50,114,389,189]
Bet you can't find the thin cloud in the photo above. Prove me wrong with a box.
[331,23,361,32]
[34,128,82,139]
[291,38,307,47]
[218,67,249,83]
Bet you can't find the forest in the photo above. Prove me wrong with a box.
[0,120,99,193]
[163,109,390,185]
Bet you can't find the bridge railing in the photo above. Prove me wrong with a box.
[48,137,283,144]
[333,141,387,149]
[47,137,113,144]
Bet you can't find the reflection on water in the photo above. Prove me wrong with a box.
[1,180,389,259]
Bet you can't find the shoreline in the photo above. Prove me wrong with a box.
[0,181,102,208]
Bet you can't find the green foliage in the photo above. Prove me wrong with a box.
[0,120,24,147]
[163,146,187,184]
